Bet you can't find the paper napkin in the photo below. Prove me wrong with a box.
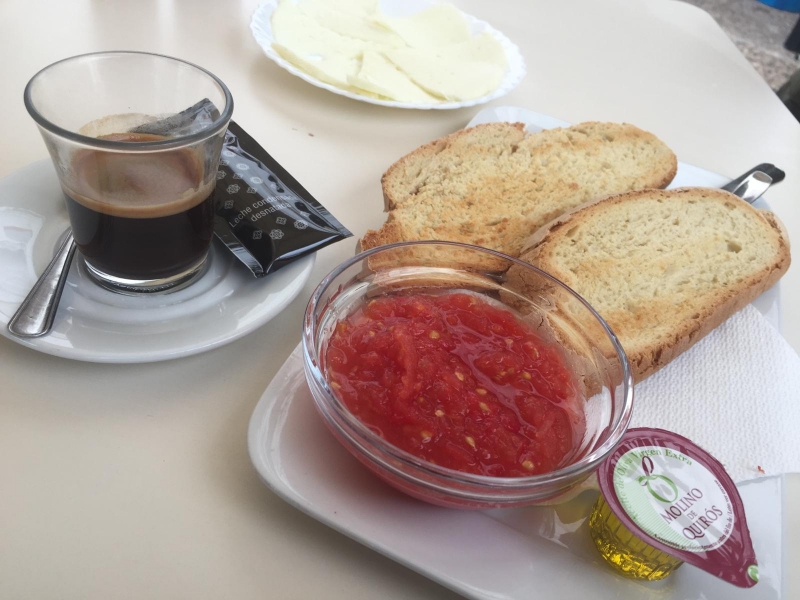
[631,304,800,482]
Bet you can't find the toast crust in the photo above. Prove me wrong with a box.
[514,188,791,382]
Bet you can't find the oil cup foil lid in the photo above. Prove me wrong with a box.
[597,427,758,588]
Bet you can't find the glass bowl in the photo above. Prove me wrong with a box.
[302,241,633,509]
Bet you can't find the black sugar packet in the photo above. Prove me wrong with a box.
[134,100,351,277]
[213,121,352,276]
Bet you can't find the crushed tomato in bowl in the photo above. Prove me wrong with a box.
[324,292,586,477]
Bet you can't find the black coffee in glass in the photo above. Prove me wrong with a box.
[62,132,215,286]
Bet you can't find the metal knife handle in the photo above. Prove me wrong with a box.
[7,233,77,338]
[721,163,784,193]
[729,171,772,204]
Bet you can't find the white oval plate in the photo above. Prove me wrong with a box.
[0,159,315,363]
[250,0,526,110]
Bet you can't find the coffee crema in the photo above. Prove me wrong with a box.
[63,132,213,218]
[63,132,216,281]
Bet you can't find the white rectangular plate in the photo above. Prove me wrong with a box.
[248,108,785,598]
[248,345,784,599]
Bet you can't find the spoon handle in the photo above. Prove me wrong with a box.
[729,171,773,204]
[721,163,784,193]
[8,232,77,338]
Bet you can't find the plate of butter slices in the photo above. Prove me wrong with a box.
[250,0,526,109]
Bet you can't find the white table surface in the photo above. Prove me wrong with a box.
[0,1,798,598]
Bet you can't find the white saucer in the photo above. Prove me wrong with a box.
[250,0,526,110]
[0,159,315,363]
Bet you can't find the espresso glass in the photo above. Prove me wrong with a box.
[24,52,233,293]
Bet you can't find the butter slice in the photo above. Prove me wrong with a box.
[384,47,505,101]
[300,0,379,17]
[274,43,362,89]
[441,32,507,69]
[271,1,508,102]
[373,4,471,49]
[347,50,439,103]
[301,4,406,48]
[272,1,365,59]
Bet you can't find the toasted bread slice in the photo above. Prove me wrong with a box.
[510,188,791,382]
[361,121,677,270]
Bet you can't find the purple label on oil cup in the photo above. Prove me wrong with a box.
[597,428,758,588]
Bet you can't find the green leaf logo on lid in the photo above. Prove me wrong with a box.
[637,455,679,503]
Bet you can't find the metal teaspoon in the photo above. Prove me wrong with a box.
[7,232,76,338]
[728,171,773,204]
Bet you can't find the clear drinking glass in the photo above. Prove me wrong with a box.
[24,51,233,293]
